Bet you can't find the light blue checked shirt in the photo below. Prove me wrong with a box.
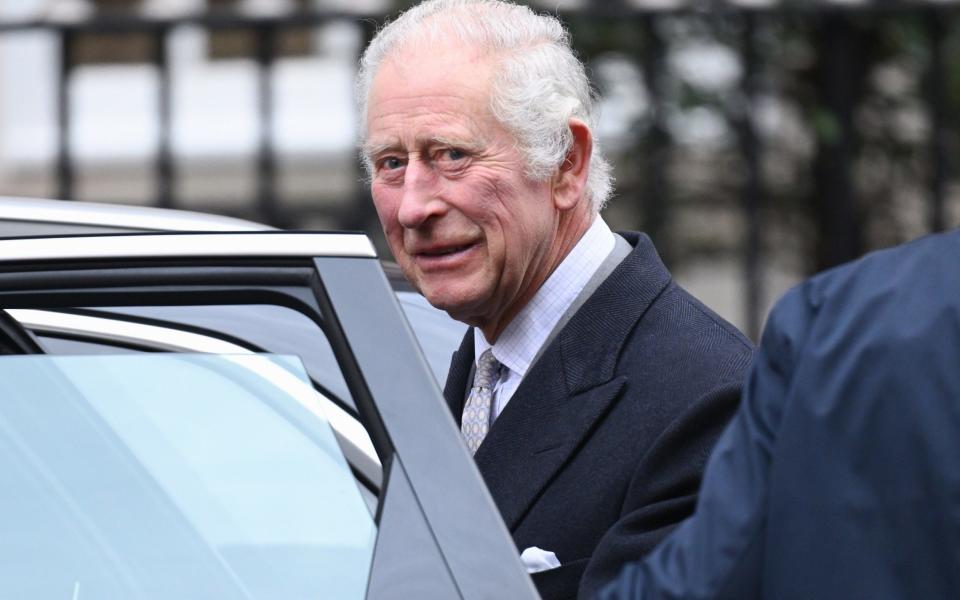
[474,215,616,420]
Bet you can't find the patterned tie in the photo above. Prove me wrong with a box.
[461,349,500,455]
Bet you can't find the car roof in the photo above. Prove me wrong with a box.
[0,231,376,260]
[0,195,424,290]
[0,195,273,233]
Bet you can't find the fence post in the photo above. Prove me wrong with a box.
[925,9,947,233]
[738,12,763,340]
[154,24,175,209]
[256,23,279,226]
[56,27,75,201]
[811,12,865,271]
[348,18,379,237]
[640,15,670,264]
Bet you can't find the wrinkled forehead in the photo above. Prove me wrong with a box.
[366,64,498,151]
[360,30,508,149]
[367,42,497,117]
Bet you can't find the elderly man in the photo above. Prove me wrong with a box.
[356,1,753,598]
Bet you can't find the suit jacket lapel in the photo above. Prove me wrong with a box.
[475,358,627,529]
[474,232,673,530]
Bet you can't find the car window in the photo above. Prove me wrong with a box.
[0,353,376,599]
[21,305,357,413]
[397,291,468,382]
[9,308,382,496]
[32,334,141,355]
[45,296,466,405]
[104,295,467,386]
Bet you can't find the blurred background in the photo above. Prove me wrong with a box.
[0,0,958,338]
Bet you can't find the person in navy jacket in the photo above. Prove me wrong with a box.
[598,229,960,600]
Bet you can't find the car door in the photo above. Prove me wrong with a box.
[0,231,538,600]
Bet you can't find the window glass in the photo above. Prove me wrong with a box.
[84,305,356,410]
[77,297,466,393]
[0,354,375,599]
[397,291,468,383]
[34,334,141,355]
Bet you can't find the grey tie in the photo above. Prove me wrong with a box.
[461,349,500,454]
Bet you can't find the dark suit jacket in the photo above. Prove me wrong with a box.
[598,229,960,600]
[443,232,754,600]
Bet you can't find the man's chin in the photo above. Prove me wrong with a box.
[423,294,468,315]
[420,290,482,324]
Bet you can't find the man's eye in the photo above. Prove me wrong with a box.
[380,157,404,170]
[440,148,467,162]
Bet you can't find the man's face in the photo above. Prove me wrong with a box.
[365,46,562,337]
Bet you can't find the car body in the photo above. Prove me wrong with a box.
[0,197,536,599]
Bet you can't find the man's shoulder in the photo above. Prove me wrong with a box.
[767,229,960,386]
[806,228,960,308]
[771,229,960,343]
[655,281,753,352]
[611,231,754,361]
[600,232,754,387]
[628,280,754,387]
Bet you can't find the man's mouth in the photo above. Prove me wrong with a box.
[410,242,479,270]
[419,244,472,257]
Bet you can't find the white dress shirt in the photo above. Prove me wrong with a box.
[474,216,616,420]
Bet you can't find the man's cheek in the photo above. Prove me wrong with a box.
[371,188,399,222]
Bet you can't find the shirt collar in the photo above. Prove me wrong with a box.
[475,215,616,376]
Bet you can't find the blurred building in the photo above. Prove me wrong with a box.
[0,0,384,227]
[1,0,958,336]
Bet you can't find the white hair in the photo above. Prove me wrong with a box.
[356,0,613,211]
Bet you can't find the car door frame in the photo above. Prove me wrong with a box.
[0,231,539,600]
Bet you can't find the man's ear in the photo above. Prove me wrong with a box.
[552,118,592,212]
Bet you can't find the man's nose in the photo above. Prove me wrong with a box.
[397,158,446,228]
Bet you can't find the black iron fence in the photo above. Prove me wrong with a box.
[0,1,958,337]
[0,8,384,231]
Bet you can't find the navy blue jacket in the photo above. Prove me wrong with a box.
[443,232,753,600]
[598,229,960,599]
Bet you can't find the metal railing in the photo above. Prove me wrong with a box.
[0,1,958,337]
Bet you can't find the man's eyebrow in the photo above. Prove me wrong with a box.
[430,136,484,152]
[363,136,484,159]
[362,140,400,159]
